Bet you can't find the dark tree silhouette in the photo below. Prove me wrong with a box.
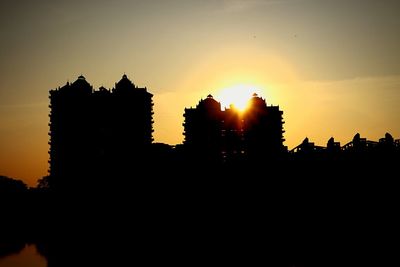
[0,175,27,194]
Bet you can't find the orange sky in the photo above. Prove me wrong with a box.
[0,0,399,186]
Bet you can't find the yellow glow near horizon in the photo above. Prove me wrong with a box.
[216,84,264,112]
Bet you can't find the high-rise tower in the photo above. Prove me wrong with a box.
[48,75,153,189]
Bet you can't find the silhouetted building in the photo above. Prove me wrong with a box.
[326,137,340,152]
[242,93,286,160]
[183,95,224,162]
[48,75,153,188]
[222,105,244,162]
[289,137,325,161]
[341,133,378,159]
[183,93,285,162]
[288,132,400,164]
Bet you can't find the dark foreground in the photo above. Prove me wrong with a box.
[1,160,399,266]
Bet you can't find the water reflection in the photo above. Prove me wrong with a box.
[0,243,46,267]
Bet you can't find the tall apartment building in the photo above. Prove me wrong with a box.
[48,75,153,188]
[183,93,285,163]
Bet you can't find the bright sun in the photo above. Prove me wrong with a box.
[216,85,263,111]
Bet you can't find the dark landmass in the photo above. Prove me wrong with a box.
[1,147,399,267]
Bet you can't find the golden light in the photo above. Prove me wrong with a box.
[216,84,264,112]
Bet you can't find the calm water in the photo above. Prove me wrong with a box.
[0,244,46,267]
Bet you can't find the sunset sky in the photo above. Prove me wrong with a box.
[1,0,399,186]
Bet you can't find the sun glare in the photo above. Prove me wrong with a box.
[216,85,263,112]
